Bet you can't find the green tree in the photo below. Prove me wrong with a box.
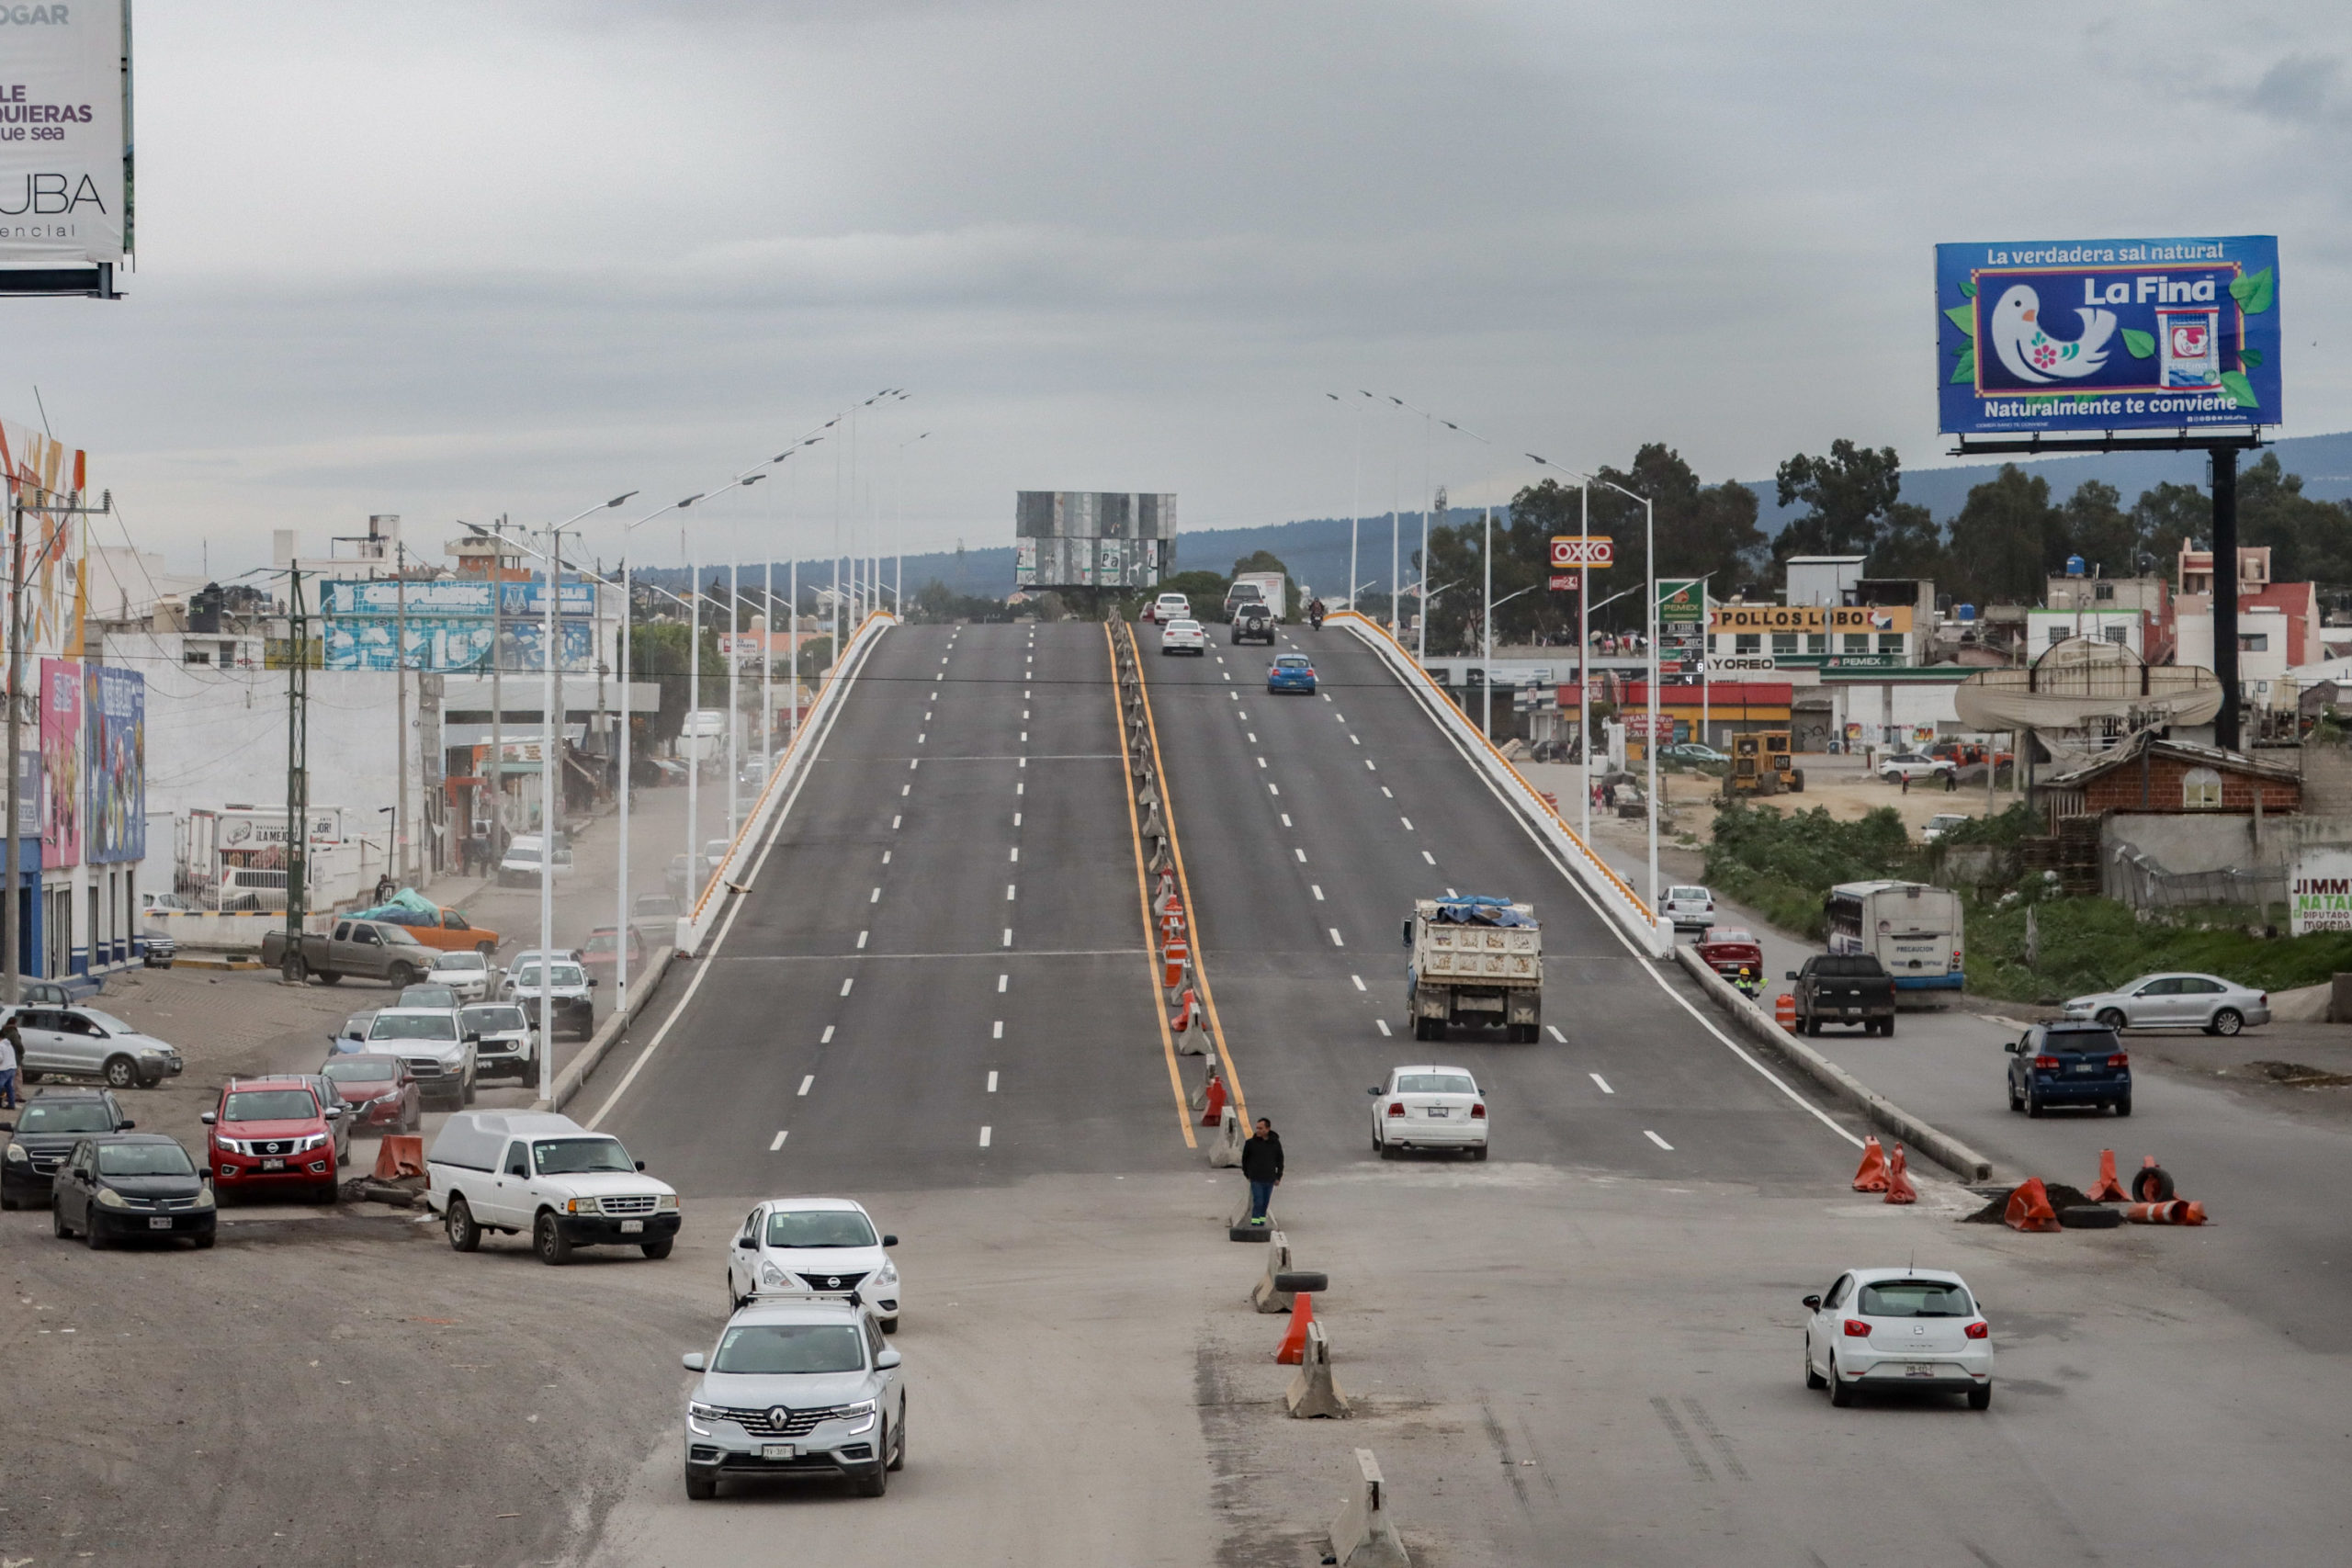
[1944,465,2058,606]
[1772,440,1905,571]
[1869,501,1947,581]
[2237,452,2352,586]
[2131,480,2205,577]
[2052,479,2139,579]
[1157,569,1231,620]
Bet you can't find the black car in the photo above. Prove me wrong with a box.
[0,1089,134,1209]
[50,1133,216,1248]
[1230,604,1276,645]
[2007,1021,2132,1117]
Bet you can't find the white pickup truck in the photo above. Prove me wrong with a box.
[1403,895,1544,1042]
[424,1110,681,1266]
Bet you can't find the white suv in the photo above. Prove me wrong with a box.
[728,1197,902,1331]
[683,1296,905,1498]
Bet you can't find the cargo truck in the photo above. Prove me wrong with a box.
[1401,895,1543,1042]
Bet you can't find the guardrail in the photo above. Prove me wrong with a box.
[1332,612,1665,956]
[674,612,896,957]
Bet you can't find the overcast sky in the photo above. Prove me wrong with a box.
[11,0,2350,578]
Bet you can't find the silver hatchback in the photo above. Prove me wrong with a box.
[2062,973,2270,1035]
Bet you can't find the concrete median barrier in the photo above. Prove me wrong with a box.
[1329,1448,1410,1566]
[1252,1230,1295,1312]
[1209,1107,1244,1168]
[1286,1320,1353,1420]
[543,945,675,1113]
[1671,944,1995,1183]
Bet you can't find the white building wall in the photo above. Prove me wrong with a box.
[2026,610,2146,657]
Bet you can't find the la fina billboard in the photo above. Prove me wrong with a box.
[1937,236,2280,436]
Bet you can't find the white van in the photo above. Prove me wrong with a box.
[424,1110,680,1265]
[496,833,575,888]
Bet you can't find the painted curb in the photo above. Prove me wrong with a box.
[1671,944,1997,1183]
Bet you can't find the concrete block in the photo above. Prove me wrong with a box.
[1285,1321,1352,1419]
[1329,1448,1408,1565]
[1251,1231,1295,1313]
[1208,1109,1245,1168]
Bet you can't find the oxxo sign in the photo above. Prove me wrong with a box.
[1551,536,1612,569]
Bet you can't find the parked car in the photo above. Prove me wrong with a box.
[0,1088,134,1209]
[1661,885,1716,931]
[318,1053,423,1134]
[398,983,462,1011]
[49,1134,216,1249]
[681,1295,905,1498]
[139,932,177,968]
[503,958,596,1040]
[1266,653,1317,694]
[7,1006,186,1089]
[361,902,501,954]
[1802,1268,1991,1409]
[330,1010,379,1055]
[459,1001,537,1082]
[497,833,575,888]
[1660,742,1728,765]
[201,1077,345,1202]
[141,891,201,915]
[361,1008,479,1109]
[2061,972,2270,1035]
[1786,954,1896,1036]
[425,950,493,1002]
[424,1110,679,1264]
[726,1197,903,1330]
[260,918,436,987]
[1367,1065,1488,1160]
[11,977,101,1008]
[582,925,646,992]
[632,894,683,945]
[1159,618,1207,656]
[1876,750,1955,784]
[292,1073,357,1162]
[2006,1020,2132,1117]
[1920,812,1971,843]
[1143,592,1190,625]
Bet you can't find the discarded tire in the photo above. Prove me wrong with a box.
[1229,1225,1273,1243]
[2057,1205,2121,1230]
[2132,1165,2177,1203]
[1275,1271,1329,1294]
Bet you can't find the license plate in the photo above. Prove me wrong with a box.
[261,1158,286,1171]
[619,1218,644,1233]
[147,1216,174,1230]
[761,1443,795,1461]
[1424,1108,1448,1118]
[2072,1063,2096,1074]
[1904,1362,1938,1378]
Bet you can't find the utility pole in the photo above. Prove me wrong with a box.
[548,525,565,864]
[489,517,504,854]
[394,539,409,889]
[282,562,311,981]
[5,484,110,1004]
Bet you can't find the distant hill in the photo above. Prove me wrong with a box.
[644,431,2352,604]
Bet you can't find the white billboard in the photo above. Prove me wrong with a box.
[0,1,130,265]
[2290,848,2352,937]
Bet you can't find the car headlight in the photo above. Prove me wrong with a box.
[657,1193,681,1211]
[4,1143,25,1163]
[565,1197,597,1214]
[95,1188,129,1208]
[874,1261,899,1287]
[686,1400,718,1435]
[760,1263,786,1287]
[841,1399,878,1435]
[190,1186,216,1209]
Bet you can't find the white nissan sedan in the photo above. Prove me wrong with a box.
[1159,617,1207,655]
[727,1197,902,1332]
[1368,1065,1488,1160]
[1803,1267,1992,1409]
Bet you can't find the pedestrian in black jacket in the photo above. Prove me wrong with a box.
[1240,1118,1283,1225]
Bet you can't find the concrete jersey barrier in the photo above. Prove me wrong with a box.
[1332,613,1666,957]
[1671,944,1996,1183]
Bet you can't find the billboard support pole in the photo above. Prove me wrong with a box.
[282,561,309,982]
[2211,447,2241,752]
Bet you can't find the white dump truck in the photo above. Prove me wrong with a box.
[1402,895,1543,1042]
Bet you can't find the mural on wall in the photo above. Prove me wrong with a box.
[40,658,80,870]
[85,664,143,864]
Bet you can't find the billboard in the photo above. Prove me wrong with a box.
[2290,849,2352,937]
[0,0,130,265]
[1938,236,2281,435]
[318,578,599,671]
[39,658,78,869]
[0,416,89,668]
[1551,536,1613,569]
[1013,492,1176,590]
[84,663,142,864]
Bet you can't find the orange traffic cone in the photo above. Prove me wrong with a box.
[373,1134,425,1180]
[1201,1072,1227,1127]
[1883,1143,1917,1205]
[2124,1200,2209,1226]
[1850,1135,1889,1192]
[1774,994,1797,1032]
[1275,1292,1315,1364]
[1170,987,1198,1032]
[2087,1148,2128,1202]
[2003,1178,2061,1233]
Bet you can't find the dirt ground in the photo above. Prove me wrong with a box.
[1521,753,2029,848]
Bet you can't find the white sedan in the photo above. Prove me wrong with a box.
[726,1196,902,1333]
[1368,1065,1488,1160]
[1803,1267,1992,1409]
[2062,972,2270,1035]
[1661,885,1715,930]
[424,950,493,1002]
[1159,617,1207,655]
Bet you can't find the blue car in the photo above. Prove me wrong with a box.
[2006,1021,2132,1116]
[1267,654,1317,694]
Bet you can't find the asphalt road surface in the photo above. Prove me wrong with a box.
[15,618,2349,1567]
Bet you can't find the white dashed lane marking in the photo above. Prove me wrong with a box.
[840,978,854,997]
[1645,1129,1674,1150]
[987,1071,999,1093]
[1351,975,1365,991]
[1312,885,1325,900]
[856,931,868,949]
[770,1130,788,1150]
[821,1025,836,1043]
[1293,848,1306,863]
[1590,1073,1613,1094]
[1400,817,1415,830]
[1422,851,1436,864]
[997,973,1008,992]
[798,1076,814,1096]
[1375,1019,1391,1037]
[979,1126,993,1147]
[1329,928,1346,947]
[1548,1025,1566,1043]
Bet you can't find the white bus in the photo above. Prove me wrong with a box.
[1825,880,1963,993]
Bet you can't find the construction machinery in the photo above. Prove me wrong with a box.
[1724,729,1804,798]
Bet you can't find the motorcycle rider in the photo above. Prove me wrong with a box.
[1307,596,1327,629]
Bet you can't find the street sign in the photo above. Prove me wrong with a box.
[1551,536,1613,569]
[1656,579,1704,622]
[1549,573,1578,592]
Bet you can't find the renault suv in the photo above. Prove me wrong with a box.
[201,1077,345,1202]
[682,1296,905,1499]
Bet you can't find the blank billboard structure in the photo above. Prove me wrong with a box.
[1014,492,1177,591]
